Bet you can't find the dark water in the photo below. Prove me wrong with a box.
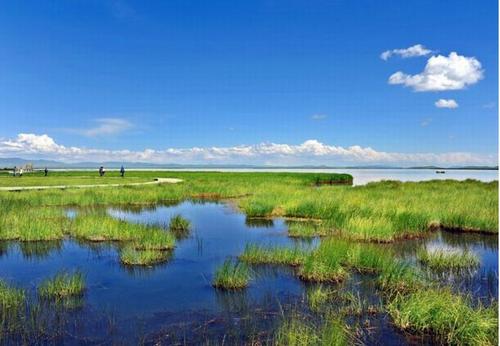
[0,201,497,344]
[395,230,498,303]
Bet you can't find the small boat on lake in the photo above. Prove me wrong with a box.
[435,170,446,174]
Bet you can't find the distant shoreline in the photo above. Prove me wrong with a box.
[0,166,498,171]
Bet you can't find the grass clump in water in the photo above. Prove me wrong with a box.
[239,244,307,266]
[0,280,26,336]
[388,288,498,345]
[344,216,396,243]
[296,240,369,283]
[38,271,85,299]
[346,243,392,273]
[298,241,348,283]
[319,317,350,346]
[241,200,276,217]
[241,240,398,284]
[287,222,327,238]
[0,207,66,241]
[306,285,336,312]
[299,255,347,283]
[120,246,172,266]
[70,213,176,251]
[212,259,251,290]
[168,214,191,232]
[274,314,349,346]
[377,261,424,296]
[274,316,320,345]
[71,214,140,242]
[0,281,25,310]
[133,230,176,250]
[417,246,480,270]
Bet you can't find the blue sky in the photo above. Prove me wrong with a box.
[0,0,497,165]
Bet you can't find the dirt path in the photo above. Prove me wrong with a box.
[0,178,183,192]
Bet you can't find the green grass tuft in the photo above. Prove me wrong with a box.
[274,316,320,345]
[298,241,349,282]
[212,259,251,290]
[38,271,85,299]
[239,244,307,266]
[70,213,176,250]
[306,285,336,312]
[388,288,498,345]
[287,222,328,238]
[0,280,25,310]
[120,246,172,266]
[417,246,480,270]
[377,261,424,296]
[133,230,176,250]
[274,314,349,346]
[168,214,191,231]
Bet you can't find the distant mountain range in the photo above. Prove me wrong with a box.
[0,157,497,170]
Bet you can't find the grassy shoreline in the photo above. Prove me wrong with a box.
[0,172,497,244]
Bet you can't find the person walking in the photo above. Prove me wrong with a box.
[44,167,48,176]
[99,166,103,177]
[19,168,23,177]
[120,165,125,178]
[12,166,16,177]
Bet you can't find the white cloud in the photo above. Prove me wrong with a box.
[435,99,459,109]
[388,52,483,92]
[68,118,133,137]
[311,114,328,120]
[381,44,432,60]
[0,133,496,166]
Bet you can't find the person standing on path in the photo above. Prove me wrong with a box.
[120,165,125,178]
[44,167,48,176]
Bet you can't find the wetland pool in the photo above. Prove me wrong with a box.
[0,201,497,344]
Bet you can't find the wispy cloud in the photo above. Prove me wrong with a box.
[381,44,432,60]
[388,52,483,92]
[435,99,459,109]
[109,0,136,19]
[483,102,496,109]
[67,118,133,137]
[311,114,328,121]
[0,133,496,166]
[420,118,432,127]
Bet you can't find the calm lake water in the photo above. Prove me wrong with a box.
[132,168,499,185]
[0,201,497,344]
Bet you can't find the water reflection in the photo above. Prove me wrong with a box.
[389,230,499,302]
[113,201,181,214]
[215,289,250,313]
[0,241,10,257]
[19,240,63,260]
[245,217,275,228]
[439,230,498,251]
[73,238,117,256]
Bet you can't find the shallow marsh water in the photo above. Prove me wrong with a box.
[0,201,497,344]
